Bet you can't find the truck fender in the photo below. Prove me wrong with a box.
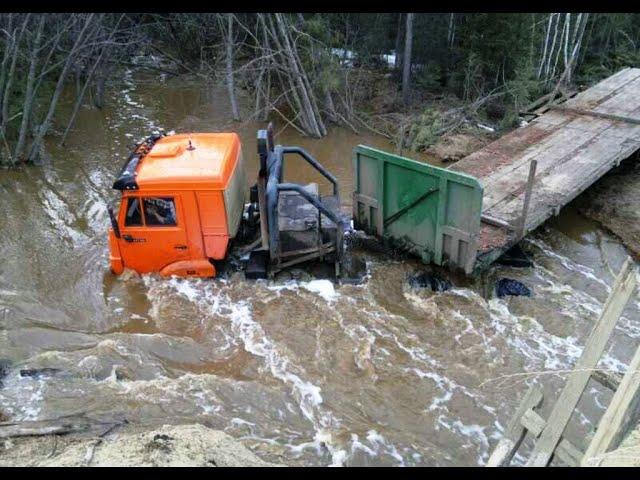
[160,259,216,278]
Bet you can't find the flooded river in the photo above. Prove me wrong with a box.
[1,70,639,466]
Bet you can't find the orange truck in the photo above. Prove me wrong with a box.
[108,126,347,279]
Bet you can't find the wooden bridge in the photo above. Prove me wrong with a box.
[352,68,640,275]
[450,67,640,272]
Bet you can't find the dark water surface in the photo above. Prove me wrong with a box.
[0,70,638,466]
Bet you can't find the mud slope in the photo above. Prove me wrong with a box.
[0,424,282,467]
[577,157,640,259]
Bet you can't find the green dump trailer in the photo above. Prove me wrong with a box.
[352,146,483,275]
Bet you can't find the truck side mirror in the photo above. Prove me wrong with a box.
[108,204,121,239]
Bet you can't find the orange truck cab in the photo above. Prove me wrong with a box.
[108,132,247,278]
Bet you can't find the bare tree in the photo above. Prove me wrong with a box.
[0,14,29,141]
[60,14,126,145]
[220,14,240,121]
[12,15,44,164]
[27,14,97,163]
[402,13,414,107]
[0,14,15,126]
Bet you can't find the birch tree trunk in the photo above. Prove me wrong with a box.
[563,13,571,71]
[544,13,559,82]
[394,13,403,70]
[550,14,567,82]
[567,13,589,84]
[402,13,414,107]
[538,13,553,79]
[448,13,456,47]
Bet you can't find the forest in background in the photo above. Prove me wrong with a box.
[0,12,639,166]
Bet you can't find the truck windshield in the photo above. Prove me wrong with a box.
[143,197,177,226]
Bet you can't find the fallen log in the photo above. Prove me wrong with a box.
[0,415,122,439]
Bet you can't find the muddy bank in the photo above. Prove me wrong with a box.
[426,132,492,163]
[0,423,282,467]
[577,156,640,259]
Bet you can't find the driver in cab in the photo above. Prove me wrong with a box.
[145,199,176,226]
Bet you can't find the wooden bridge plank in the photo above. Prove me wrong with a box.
[486,109,640,219]
[582,343,640,466]
[486,386,543,467]
[480,125,599,212]
[565,68,640,110]
[592,76,640,116]
[488,131,640,227]
[520,409,584,466]
[525,259,637,467]
[446,68,640,270]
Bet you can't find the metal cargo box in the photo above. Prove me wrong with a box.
[352,146,483,274]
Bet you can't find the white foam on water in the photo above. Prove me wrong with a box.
[488,298,584,370]
[404,367,454,412]
[526,237,611,291]
[403,290,440,317]
[349,433,377,458]
[590,387,608,410]
[360,301,499,449]
[533,263,640,339]
[301,280,338,302]
[165,276,203,303]
[451,309,497,354]
[40,188,86,246]
[435,415,490,465]
[157,277,350,466]
[331,309,376,372]
[266,278,340,304]
[231,417,256,427]
[364,429,405,466]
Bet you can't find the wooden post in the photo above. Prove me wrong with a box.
[525,258,638,466]
[582,343,640,466]
[518,159,537,238]
[486,386,543,466]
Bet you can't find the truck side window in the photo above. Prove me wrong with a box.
[143,197,177,226]
[125,197,142,226]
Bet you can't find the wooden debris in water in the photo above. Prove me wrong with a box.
[486,257,639,467]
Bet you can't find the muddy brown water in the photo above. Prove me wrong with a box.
[1,70,639,466]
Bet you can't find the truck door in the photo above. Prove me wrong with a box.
[118,194,190,274]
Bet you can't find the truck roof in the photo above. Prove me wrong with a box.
[131,133,241,191]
